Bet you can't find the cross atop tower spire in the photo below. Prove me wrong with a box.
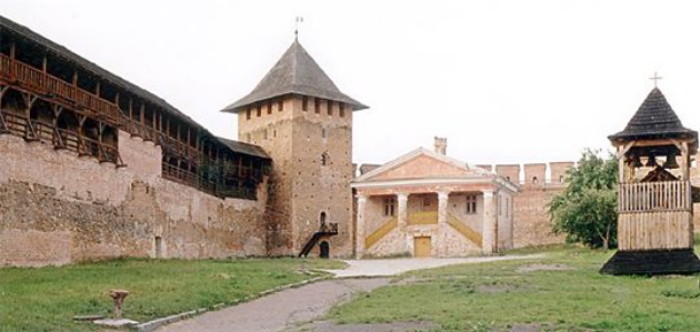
[295,16,303,40]
[649,71,663,88]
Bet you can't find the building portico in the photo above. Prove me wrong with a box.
[352,139,518,258]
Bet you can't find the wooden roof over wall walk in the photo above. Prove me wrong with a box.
[0,15,267,159]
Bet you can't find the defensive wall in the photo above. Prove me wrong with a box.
[0,132,268,267]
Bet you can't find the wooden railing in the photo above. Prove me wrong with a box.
[365,217,398,249]
[447,214,483,247]
[1,111,121,164]
[0,54,121,125]
[618,181,691,213]
[161,163,257,200]
[407,211,438,225]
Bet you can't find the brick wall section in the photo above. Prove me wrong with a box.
[512,183,566,247]
[0,132,267,266]
[495,164,520,183]
[550,161,575,184]
[523,163,546,184]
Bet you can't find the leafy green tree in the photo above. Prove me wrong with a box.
[549,149,618,249]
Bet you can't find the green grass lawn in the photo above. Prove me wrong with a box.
[0,257,345,332]
[329,241,700,332]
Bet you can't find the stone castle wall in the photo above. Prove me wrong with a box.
[0,131,267,267]
[480,162,574,248]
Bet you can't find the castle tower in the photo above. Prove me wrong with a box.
[602,87,700,275]
[221,38,368,257]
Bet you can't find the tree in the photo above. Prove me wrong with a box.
[549,149,618,250]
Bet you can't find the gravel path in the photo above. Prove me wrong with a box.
[324,254,544,278]
[156,278,390,332]
[156,254,543,332]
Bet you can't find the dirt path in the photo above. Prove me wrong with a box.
[156,278,389,332]
[156,254,543,332]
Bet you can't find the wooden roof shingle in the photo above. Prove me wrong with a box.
[221,39,367,113]
[609,88,697,142]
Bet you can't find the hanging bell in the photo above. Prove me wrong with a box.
[645,154,657,167]
[630,154,643,168]
[662,152,680,169]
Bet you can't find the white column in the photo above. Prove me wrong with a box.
[355,195,368,259]
[397,193,408,228]
[482,190,496,255]
[438,191,449,225]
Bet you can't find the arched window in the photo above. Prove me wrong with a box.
[532,176,538,184]
[559,175,565,183]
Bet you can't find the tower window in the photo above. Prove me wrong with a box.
[466,195,477,214]
[302,96,308,111]
[315,98,320,114]
[246,108,251,120]
[327,100,333,116]
[384,198,396,216]
[321,152,330,166]
[267,102,272,114]
[278,99,283,111]
[532,176,538,184]
[263,129,268,140]
[339,103,345,117]
[322,128,328,138]
[256,105,261,117]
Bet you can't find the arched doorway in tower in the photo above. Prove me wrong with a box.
[319,241,330,259]
[319,211,327,231]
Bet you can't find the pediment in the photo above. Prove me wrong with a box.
[356,148,487,183]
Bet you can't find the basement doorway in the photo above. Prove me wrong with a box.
[414,236,432,258]
[319,241,330,259]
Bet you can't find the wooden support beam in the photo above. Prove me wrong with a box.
[42,55,47,73]
[10,42,15,59]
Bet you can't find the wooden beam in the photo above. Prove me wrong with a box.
[10,42,15,59]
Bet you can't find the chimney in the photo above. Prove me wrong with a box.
[434,137,447,155]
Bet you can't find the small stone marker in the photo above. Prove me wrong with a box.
[108,289,129,319]
[93,289,138,328]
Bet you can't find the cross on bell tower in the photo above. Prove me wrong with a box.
[649,72,663,88]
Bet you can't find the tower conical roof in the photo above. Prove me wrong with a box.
[609,87,696,142]
[221,39,367,113]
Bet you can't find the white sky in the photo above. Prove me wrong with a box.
[4,0,700,166]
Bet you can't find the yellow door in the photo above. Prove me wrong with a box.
[414,236,432,257]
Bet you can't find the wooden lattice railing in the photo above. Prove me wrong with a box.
[618,181,691,213]
[365,216,398,249]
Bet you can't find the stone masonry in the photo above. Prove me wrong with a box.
[0,132,267,266]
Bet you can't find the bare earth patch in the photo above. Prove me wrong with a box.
[309,320,438,332]
[516,263,572,272]
[475,283,519,293]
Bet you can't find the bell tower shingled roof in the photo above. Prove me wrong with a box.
[221,39,367,113]
[609,87,697,142]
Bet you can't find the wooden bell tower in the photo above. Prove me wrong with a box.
[602,87,700,275]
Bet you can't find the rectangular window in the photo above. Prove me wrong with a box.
[256,105,261,117]
[384,198,396,217]
[466,195,477,214]
[314,98,320,114]
[278,99,283,111]
[339,103,345,117]
[267,102,272,114]
[327,100,333,116]
[246,108,251,120]
[302,96,308,111]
